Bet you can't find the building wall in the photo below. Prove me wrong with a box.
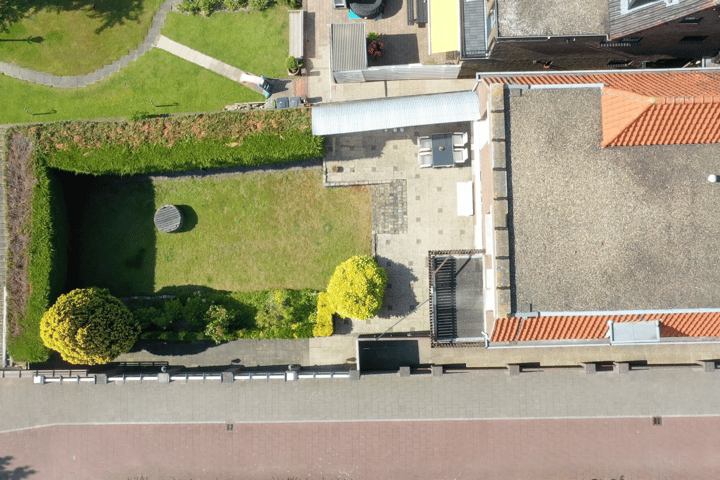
[460,6,720,74]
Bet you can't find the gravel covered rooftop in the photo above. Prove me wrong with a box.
[507,87,720,312]
[497,0,608,37]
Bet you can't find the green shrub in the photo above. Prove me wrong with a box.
[326,255,387,320]
[182,296,210,330]
[255,289,294,329]
[40,287,140,364]
[224,0,248,8]
[312,292,334,337]
[198,0,222,15]
[133,307,159,330]
[178,0,202,13]
[367,32,379,42]
[250,0,271,11]
[204,305,232,344]
[285,56,299,71]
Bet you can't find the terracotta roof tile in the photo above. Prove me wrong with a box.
[491,312,720,342]
[486,72,720,147]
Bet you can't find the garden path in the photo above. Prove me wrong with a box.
[155,35,266,95]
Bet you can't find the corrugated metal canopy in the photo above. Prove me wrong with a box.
[312,91,481,135]
[330,23,367,72]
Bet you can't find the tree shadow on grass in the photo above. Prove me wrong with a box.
[1,0,148,34]
[60,173,157,296]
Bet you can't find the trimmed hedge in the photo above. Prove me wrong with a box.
[34,109,324,175]
[7,152,68,363]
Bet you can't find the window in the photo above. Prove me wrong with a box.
[629,0,659,8]
[600,37,642,47]
[679,35,708,44]
[607,60,632,68]
[679,17,702,25]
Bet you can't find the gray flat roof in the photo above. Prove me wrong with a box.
[507,87,720,312]
[312,91,481,135]
[330,23,367,73]
[497,0,608,37]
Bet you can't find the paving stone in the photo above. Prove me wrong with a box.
[371,180,408,234]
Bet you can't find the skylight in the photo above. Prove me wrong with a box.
[620,0,679,15]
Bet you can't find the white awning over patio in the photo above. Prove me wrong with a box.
[311,91,481,135]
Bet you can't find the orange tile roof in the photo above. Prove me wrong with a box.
[485,72,720,147]
[491,312,720,342]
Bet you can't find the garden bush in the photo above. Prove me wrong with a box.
[312,292,334,337]
[250,0,272,11]
[204,305,233,344]
[326,255,387,320]
[40,288,140,364]
[126,289,320,342]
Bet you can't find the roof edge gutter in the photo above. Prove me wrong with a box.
[476,65,720,81]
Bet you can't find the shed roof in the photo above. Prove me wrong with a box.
[311,91,481,135]
[330,23,367,73]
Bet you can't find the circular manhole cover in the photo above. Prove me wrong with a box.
[154,204,183,233]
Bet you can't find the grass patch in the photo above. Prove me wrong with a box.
[0,49,263,124]
[67,170,372,296]
[0,0,165,76]
[162,7,289,78]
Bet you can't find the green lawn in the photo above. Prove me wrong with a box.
[162,7,290,79]
[0,48,263,124]
[0,0,165,75]
[68,171,372,296]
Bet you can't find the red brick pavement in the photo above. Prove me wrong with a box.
[1,417,719,480]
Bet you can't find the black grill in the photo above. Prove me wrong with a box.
[433,257,457,340]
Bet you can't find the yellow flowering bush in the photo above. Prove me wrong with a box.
[312,292,334,337]
[326,255,387,320]
[40,287,140,365]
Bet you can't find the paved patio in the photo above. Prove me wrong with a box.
[323,123,477,335]
[304,0,477,103]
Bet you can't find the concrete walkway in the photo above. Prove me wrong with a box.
[0,0,175,87]
[155,35,266,95]
[3,368,720,433]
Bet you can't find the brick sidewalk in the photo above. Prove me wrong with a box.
[2,417,718,480]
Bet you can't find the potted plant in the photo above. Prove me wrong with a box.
[367,33,384,60]
[286,56,303,75]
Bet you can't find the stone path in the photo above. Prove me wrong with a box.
[155,35,266,95]
[371,180,408,234]
[2,417,718,480]
[0,0,174,87]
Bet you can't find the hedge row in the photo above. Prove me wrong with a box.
[33,109,323,175]
[7,152,68,363]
